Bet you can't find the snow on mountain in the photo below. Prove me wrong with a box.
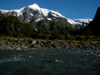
[35,18,44,22]
[47,18,52,21]
[50,11,65,18]
[74,18,92,23]
[68,18,92,25]
[28,3,40,10]
[0,10,8,13]
[0,3,92,29]
[40,8,50,17]
[0,6,25,16]
[67,18,92,29]
[0,3,65,18]
[67,18,82,25]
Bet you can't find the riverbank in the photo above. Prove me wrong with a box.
[0,37,100,50]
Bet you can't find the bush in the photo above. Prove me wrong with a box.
[56,34,65,40]
[93,36,100,41]
[65,35,75,40]
[76,36,86,41]
[86,35,93,40]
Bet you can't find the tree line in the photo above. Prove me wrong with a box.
[0,12,100,40]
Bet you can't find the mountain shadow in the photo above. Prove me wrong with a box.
[81,7,100,36]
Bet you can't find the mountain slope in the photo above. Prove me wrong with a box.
[0,15,34,37]
[81,7,100,36]
[0,3,92,29]
[0,12,7,21]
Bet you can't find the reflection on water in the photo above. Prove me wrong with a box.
[0,49,100,75]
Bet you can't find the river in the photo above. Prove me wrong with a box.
[0,49,100,75]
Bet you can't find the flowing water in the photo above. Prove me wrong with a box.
[0,49,100,75]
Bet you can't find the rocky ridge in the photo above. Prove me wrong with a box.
[0,3,92,29]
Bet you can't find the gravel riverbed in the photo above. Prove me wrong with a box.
[0,38,100,50]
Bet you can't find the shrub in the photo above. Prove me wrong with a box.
[76,36,86,41]
[65,35,75,40]
[56,34,65,40]
[86,35,93,40]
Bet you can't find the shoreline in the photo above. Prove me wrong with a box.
[0,38,100,50]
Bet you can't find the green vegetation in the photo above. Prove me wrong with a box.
[0,12,7,21]
[0,13,100,41]
[0,16,34,37]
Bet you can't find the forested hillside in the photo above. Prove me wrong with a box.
[0,7,100,41]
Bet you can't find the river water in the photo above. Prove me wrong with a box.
[0,49,100,75]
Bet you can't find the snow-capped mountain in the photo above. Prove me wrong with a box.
[0,3,65,22]
[74,18,92,23]
[0,3,92,29]
[65,18,92,29]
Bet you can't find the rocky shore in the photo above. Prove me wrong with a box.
[0,38,100,50]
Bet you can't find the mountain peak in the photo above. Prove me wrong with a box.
[0,3,92,30]
[33,3,39,6]
[93,7,100,21]
[28,3,40,10]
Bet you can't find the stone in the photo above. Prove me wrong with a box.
[16,47,21,51]
[65,47,67,49]
[31,40,36,44]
